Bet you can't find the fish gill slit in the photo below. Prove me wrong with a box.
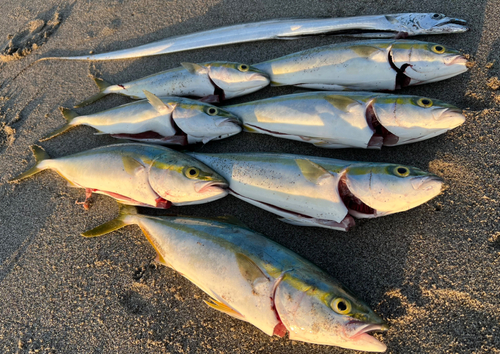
[387,48,412,89]
[209,77,225,101]
[365,101,399,148]
[338,173,376,216]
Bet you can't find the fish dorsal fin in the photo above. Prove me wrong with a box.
[217,216,249,228]
[181,62,207,75]
[324,95,359,112]
[143,90,175,113]
[295,159,331,184]
[204,298,245,320]
[350,45,383,58]
[236,253,269,285]
[121,155,145,175]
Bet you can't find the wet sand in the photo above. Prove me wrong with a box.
[0,0,499,353]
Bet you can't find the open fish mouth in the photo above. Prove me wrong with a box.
[195,181,229,193]
[435,17,468,28]
[347,320,390,339]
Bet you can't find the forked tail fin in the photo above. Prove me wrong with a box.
[40,107,80,141]
[74,76,112,108]
[81,204,138,237]
[9,145,51,182]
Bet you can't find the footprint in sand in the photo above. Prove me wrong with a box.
[0,12,61,63]
[0,124,15,151]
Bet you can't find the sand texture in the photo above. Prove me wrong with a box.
[0,1,499,353]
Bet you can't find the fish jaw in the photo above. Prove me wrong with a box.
[388,13,468,36]
[172,181,228,206]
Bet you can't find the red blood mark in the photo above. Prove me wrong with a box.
[118,84,125,89]
[155,197,172,209]
[273,322,287,338]
[75,188,97,210]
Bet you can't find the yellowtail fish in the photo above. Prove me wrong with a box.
[83,206,389,352]
[42,91,242,145]
[187,152,444,231]
[253,40,468,91]
[75,62,270,107]
[224,91,465,148]
[9,144,228,209]
[39,14,467,61]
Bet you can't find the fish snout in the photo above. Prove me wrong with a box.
[410,175,444,191]
[434,107,465,128]
[444,54,468,67]
[194,180,229,194]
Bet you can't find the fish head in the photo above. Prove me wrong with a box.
[388,13,468,35]
[172,100,242,143]
[207,62,270,99]
[371,95,465,145]
[390,41,468,86]
[341,164,443,217]
[147,151,228,205]
[274,272,388,352]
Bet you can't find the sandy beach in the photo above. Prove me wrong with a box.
[0,0,499,353]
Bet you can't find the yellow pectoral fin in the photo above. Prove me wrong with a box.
[236,253,269,285]
[324,95,359,113]
[204,299,245,321]
[295,158,331,184]
[121,155,145,175]
[350,45,384,58]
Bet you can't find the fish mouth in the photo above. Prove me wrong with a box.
[195,181,229,194]
[434,17,468,30]
[445,54,468,66]
[410,175,444,191]
[347,320,390,339]
[343,320,389,352]
[435,107,466,128]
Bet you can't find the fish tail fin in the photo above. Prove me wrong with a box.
[81,204,138,237]
[40,107,80,141]
[9,145,51,182]
[74,76,112,108]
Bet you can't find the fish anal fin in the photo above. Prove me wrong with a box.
[295,159,331,184]
[324,95,359,112]
[181,62,207,75]
[154,253,172,268]
[204,299,245,320]
[236,253,269,285]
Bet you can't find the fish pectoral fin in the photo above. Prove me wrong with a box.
[324,94,360,112]
[204,298,245,320]
[236,253,269,285]
[181,62,208,75]
[295,159,332,184]
[349,44,385,58]
[121,155,145,175]
[143,90,175,114]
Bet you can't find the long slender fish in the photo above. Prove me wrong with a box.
[253,40,468,91]
[224,91,465,148]
[187,152,443,231]
[39,13,467,61]
[43,92,242,145]
[83,207,389,352]
[9,144,228,209]
[76,62,270,107]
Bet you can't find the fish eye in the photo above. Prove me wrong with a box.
[417,98,433,108]
[331,298,352,315]
[238,64,250,72]
[184,167,200,179]
[432,13,442,19]
[431,45,445,54]
[394,166,410,177]
[206,107,219,116]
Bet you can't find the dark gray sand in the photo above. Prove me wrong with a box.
[0,1,499,353]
